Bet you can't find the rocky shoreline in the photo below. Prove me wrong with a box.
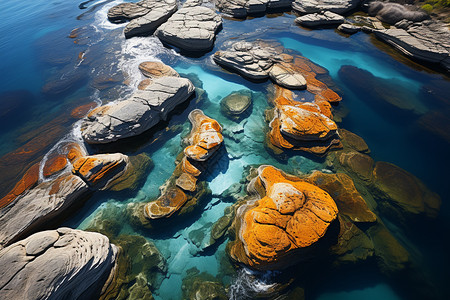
[0,0,448,299]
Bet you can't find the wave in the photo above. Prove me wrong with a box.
[229,268,281,299]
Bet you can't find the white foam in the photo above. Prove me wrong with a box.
[229,268,279,299]
[93,0,127,31]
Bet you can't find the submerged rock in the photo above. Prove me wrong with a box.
[295,11,345,27]
[0,175,91,247]
[220,89,252,118]
[81,76,194,144]
[292,0,361,14]
[368,2,428,25]
[182,268,227,300]
[0,228,118,299]
[155,0,222,52]
[228,166,338,270]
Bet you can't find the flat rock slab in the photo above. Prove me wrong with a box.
[295,11,345,27]
[0,175,90,248]
[81,76,194,144]
[0,228,117,299]
[368,2,428,25]
[215,0,293,18]
[292,0,361,14]
[155,0,222,52]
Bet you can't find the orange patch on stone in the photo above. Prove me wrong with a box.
[43,155,68,178]
[0,163,40,209]
[71,102,97,119]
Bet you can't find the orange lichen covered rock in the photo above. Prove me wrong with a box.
[176,172,197,192]
[42,154,68,178]
[228,166,338,270]
[64,143,87,164]
[72,153,129,190]
[0,163,40,209]
[145,187,187,219]
[371,162,441,218]
[137,78,153,90]
[182,157,202,177]
[306,171,377,223]
[338,151,374,181]
[138,61,179,79]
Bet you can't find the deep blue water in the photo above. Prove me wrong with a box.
[1,1,449,299]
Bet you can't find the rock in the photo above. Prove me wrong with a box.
[338,23,360,34]
[0,228,118,299]
[155,0,222,52]
[139,61,179,78]
[70,102,97,118]
[368,2,428,25]
[72,153,129,190]
[215,0,294,18]
[42,154,68,179]
[0,175,91,247]
[123,0,178,38]
[295,11,345,27]
[109,153,153,192]
[339,128,370,153]
[220,89,252,118]
[292,0,361,14]
[108,2,151,22]
[228,166,338,270]
[145,187,188,219]
[137,78,153,90]
[374,22,450,72]
[371,162,441,219]
[337,150,374,181]
[306,171,376,223]
[213,40,306,89]
[81,76,194,144]
[176,172,198,192]
[182,268,227,300]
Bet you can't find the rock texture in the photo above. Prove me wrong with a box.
[107,0,177,38]
[374,21,450,71]
[144,110,223,219]
[155,0,222,52]
[295,11,345,27]
[338,23,360,34]
[81,75,194,144]
[228,166,338,270]
[220,89,252,118]
[0,175,91,247]
[368,2,428,25]
[215,0,294,18]
[139,61,179,79]
[292,0,361,14]
[0,228,117,299]
[214,40,307,89]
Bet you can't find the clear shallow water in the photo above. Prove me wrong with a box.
[1,1,450,299]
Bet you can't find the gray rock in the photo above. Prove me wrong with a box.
[220,89,252,117]
[295,11,345,27]
[0,175,90,248]
[155,0,222,52]
[292,0,361,14]
[338,23,361,34]
[81,76,195,144]
[213,40,307,89]
[215,0,293,18]
[368,2,428,25]
[124,3,177,38]
[0,228,117,299]
[374,21,450,71]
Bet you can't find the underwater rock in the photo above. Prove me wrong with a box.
[368,2,428,25]
[417,110,450,144]
[220,89,252,118]
[139,61,179,79]
[122,0,178,38]
[109,153,153,192]
[72,153,129,190]
[215,0,294,18]
[0,228,118,299]
[306,171,376,223]
[374,21,450,72]
[338,23,360,34]
[295,11,345,27]
[70,102,97,119]
[213,40,306,89]
[338,128,370,153]
[371,161,441,219]
[0,175,91,247]
[81,76,194,144]
[182,268,227,300]
[228,165,338,270]
[144,110,223,220]
[155,0,222,52]
[292,0,361,14]
[337,150,374,181]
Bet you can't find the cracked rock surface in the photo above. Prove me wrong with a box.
[295,11,345,27]
[0,228,117,299]
[81,76,195,144]
[215,0,293,18]
[155,0,222,52]
[292,0,361,14]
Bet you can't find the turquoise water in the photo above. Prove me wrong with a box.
[1,1,450,299]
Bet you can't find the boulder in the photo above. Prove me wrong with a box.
[0,228,117,299]
[292,0,361,14]
[295,11,345,27]
[368,2,428,25]
[155,0,222,52]
[337,150,374,181]
[139,61,179,78]
[72,153,129,190]
[0,175,91,247]
[220,89,252,118]
[228,166,338,270]
[268,62,307,89]
[81,76,194,144]
[215,0,293,18]
[338,23,360,34]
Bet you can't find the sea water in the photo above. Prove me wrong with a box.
[1,0,449,299]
